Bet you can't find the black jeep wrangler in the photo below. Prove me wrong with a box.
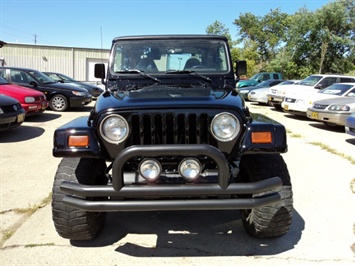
[52,35,293,241]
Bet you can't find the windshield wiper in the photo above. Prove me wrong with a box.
[115,69,161,83]
[165,70,212,83]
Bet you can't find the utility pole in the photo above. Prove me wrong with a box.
[33,34,38,44]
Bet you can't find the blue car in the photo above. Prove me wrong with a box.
[345,113,355,137]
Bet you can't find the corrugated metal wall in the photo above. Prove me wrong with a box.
[0,43,110,82]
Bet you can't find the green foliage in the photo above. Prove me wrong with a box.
[206,0,355,78]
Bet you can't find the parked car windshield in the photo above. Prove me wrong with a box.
[29,70,57,84]
[48,73,77,82]
[249,73,262,80]
[0,76,9,85]
[318,83,355,96]
[298,75,323,86]
[110,38,230,74]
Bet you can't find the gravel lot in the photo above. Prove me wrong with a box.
[0,101,354,265]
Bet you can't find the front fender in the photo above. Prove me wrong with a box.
[53,116,102,158]
[241,113,287,153]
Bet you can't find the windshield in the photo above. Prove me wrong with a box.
[249,73,262,80]
[318,83,354,96]
[29,70,56,84]
[110,38,230,74]
[0,76,9,85]
[256,80,272,87]
[298,75,323,86]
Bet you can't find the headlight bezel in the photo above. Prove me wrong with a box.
[99,114,129,144]
[210,112,240,142]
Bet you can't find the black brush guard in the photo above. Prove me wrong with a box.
[60,144,283,212]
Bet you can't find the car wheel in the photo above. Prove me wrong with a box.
[273,103,283,111]
[49,94,68,111]
[52,157,107,240]
[237,154,293,238]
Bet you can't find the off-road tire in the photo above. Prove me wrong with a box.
[49,94,68,112]
[237,154,293,238]
[52,157,107,240]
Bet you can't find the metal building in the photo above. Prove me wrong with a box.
[0,42,110,83]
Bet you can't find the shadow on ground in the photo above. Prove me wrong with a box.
[308,122,345,133]
[0,125,45,142]
[71,209,304,257]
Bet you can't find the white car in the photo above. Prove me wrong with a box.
[267,74,355,110]
[248,80,299,105]
[282,83,355,116]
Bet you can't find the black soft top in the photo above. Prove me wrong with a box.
[112,35,228,44]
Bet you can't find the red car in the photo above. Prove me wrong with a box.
[0,77,48,116]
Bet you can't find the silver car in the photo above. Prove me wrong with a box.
[307,96,355,126]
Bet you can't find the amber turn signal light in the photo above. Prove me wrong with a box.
[68,135,89,147]
[251,132,272,144]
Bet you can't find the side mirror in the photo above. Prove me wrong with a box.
[95,63,105,79]
[29,81,38,87]
[236,60,247,76]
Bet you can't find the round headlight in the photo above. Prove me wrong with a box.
[179,158,201,181]
[100,114,129,144]
[139,159,162,181]
[211,112,240,142]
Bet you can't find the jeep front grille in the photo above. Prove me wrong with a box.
[129,113,212,145]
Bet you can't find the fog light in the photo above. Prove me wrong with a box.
[139,159,161,181]
[179,158,201,181]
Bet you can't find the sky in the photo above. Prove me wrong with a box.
[0,0,333,49]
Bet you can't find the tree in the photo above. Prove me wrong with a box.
[286,0,354,75]
[233,9,290,68]
[206,20,233,44]
[206,20,242,67]
[207,0,354,78]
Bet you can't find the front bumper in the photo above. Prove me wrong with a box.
[282,102,308,116]
[307,109,351,126]
[60,144,283,212]
[267,94,284,104]
[68,96,92,107]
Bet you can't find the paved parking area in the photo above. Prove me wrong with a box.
[0,101,354,265]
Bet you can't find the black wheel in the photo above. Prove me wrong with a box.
[237,154,293,238]
[49,94,68,111]
[52,157,107,240]
[273,103,283,111]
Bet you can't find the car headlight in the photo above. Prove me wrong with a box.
[72,90,87,96]
[239,90,248,94]
[100,114,129,144]
[0,108,3,114]
[328,105,350,111]
[211,112,240,142]
[25,97,35,103]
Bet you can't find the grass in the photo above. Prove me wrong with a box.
[13,193,52,215]
[1,230,15,242]
[286,129,355,165]
[25,243,55,248]
[1,193,52,246]
[309,141,355,165]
